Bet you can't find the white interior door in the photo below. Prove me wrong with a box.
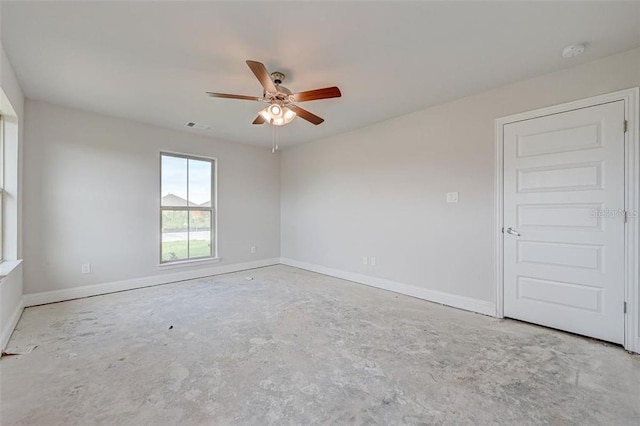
[503,101,626,344]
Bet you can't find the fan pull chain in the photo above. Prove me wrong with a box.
[271,122,279,153]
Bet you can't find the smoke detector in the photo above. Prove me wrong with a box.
[562,43,586,58]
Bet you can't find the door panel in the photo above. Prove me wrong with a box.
[516,241,602,270]
[516,122,602,157]
[503,101,625,344]
[516,162,603,193]
[516,276,602,312]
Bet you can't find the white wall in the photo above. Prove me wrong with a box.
[23,100,280,297]
[281,48,640,315]
[0,42,25,349]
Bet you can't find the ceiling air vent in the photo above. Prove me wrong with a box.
[185,121,213,131]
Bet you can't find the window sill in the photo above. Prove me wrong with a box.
[157,257,221,270]
[0,259,23,281]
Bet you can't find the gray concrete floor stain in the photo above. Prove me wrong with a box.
[1,265,639,425]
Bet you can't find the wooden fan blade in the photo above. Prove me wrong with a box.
[206,92,261,101]
[292,86,342,102]
[289,105,324,125]
[246,60,277,93]
[252,115,266,125]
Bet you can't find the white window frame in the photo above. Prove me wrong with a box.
[159,152,217,264]
[0,114,4,263]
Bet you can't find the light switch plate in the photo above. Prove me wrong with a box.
[446,192,459,203]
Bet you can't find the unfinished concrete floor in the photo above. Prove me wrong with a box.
[1,265,639,425]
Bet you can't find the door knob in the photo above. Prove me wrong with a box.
[505,227,521,237]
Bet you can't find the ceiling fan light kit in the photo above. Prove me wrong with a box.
[206,60,341,128]
[259,104,296,126]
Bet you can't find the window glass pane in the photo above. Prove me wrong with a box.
[188,159,212,207]
[161,155,188,206]
[189,210,212,258]
[161,210,188,262]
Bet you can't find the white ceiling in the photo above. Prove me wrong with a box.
[2,2,639,148]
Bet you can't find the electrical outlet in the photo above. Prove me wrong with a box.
[250,246,257,254]
[370,257,377,266]
[362,256,368,265]
[446,192,459,203]
[81,264,91,274]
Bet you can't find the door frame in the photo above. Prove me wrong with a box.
[495,87,639,353]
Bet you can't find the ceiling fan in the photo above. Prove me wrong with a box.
[206,60,341,126]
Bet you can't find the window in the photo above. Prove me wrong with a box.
[160,153,215,263]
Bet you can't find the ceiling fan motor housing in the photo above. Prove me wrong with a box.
[271,71,285,85]
[267,71,293,101]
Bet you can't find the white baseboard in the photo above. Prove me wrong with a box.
[23,258,280,307]
[22,257,495,318]
[280,257,496,317]
[1,297,24,351]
